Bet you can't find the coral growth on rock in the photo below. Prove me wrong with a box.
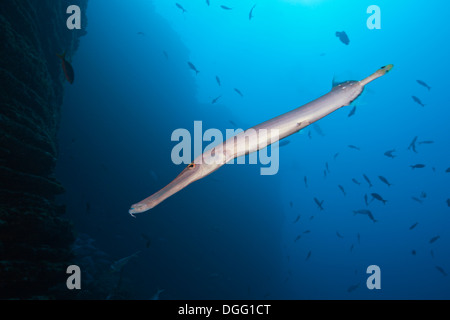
[0,0,88,299]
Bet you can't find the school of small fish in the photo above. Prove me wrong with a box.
[283,76,448,290]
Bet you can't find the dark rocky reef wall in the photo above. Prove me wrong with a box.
[0,0,88,299]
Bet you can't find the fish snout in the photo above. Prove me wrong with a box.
[129,203,151,216]
[381,64,394,73]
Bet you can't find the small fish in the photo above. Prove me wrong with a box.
[336,232,344,239]
[348,106,356,117]
[150,289,165,300]
[350,244,354,252]
[352,178,361,186]
[412,250,416,255]
[378,176,392,187]
[303,230,311,234]
[140,233,152,248]
[353,209,377,223]
[110,251,140,273]
[211,95,222,104]
[430,250,434,259]
[357,233,360,244]
[363,174,373,188]
[418,140,434,145]
[187,62,199,75]
[420,191,427,198]
[206,0,210,6]
[323,170,327,179]
[304,176,308,188]
[163,51,169,59]
[175,3,187,13]
[338,185,346,196]
[429,236,440,244]
[447,199,450,207]
[336,31,350,45]
[364,194,369,206]
[313,124,325,137]
[294,235,302,242]
[435,266,447,277]
[408,136,418,153]
[216,76,221,86]
[57,52,75,84]
[333,152,339,160]
[411,196,423,204]
[314,198,324,211]
[410,164,425,169]
[347,282,360,293]
[416,80,431,91]
[446,167,450,173]
[412,96,425,107]
[308,131,312,139]
[325,162,330,173]
[137,31,145,36]
[348,145,360,151]
[249,4,256,20]
[289,201,293,208]
[306,251,312,261]
[409,222,418,230]
[384,149,396,159]
[293,215,300,223]
[234,88,244,97]
[371,193,387,205]
[220,5,232,10]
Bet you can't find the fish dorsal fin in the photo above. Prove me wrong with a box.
[332,75,347,88]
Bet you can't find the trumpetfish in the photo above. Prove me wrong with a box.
[129,65,393,216]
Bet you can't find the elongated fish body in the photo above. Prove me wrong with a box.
[129,65,393,215]
[233,80,364,156]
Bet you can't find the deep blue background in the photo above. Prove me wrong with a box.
[55,0,450,299]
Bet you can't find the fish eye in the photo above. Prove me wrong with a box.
[188,163,196,170]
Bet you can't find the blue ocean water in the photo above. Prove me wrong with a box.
[55,0,450,299]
